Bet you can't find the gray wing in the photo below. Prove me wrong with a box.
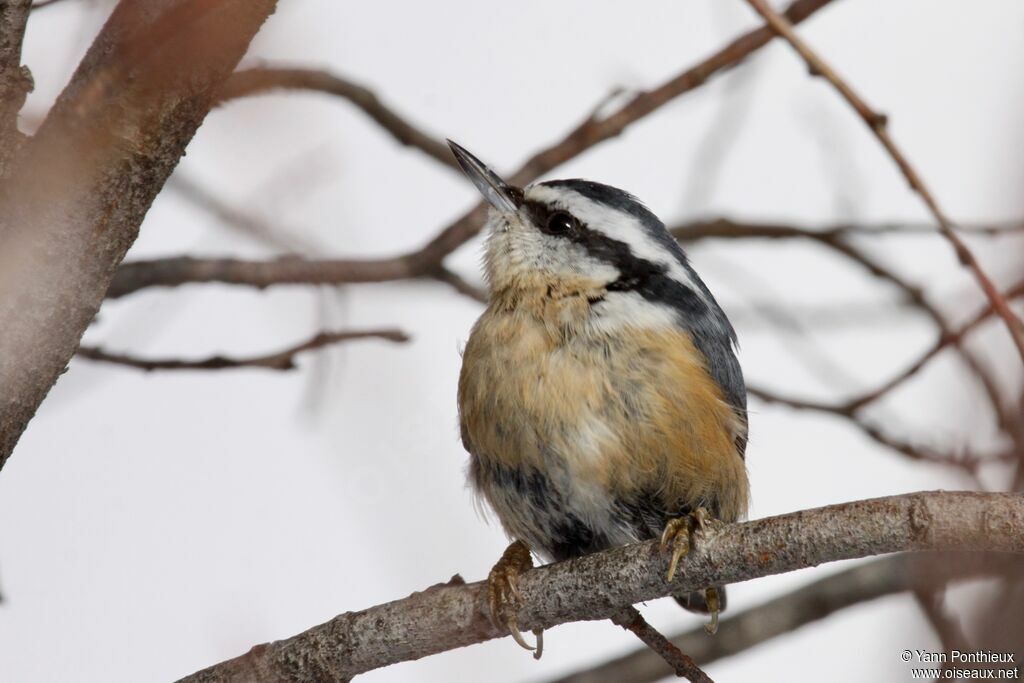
[692,330,747,458]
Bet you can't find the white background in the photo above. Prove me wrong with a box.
[1,1,1022,681]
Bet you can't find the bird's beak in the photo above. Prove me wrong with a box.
[447,139,521,213]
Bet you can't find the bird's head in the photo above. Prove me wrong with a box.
[448,140,736,339]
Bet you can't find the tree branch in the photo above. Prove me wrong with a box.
[126,0,838,309]
[217,66,457,171]
[76,329,409,372]
[545,552,1024,683]
[101,225,1021,470]
[0,0,279,471]
[107,215,1023,301]
[674,219,1018,432]
[429,264,488,303]
[107,254,422,299]
[610,607,714,683]
[749,385,1013,472]
[672,218,1024,241]
[742,0,1024,363]
[175,491,1023,683]
[109,212,1024,301]
[747,277,1024,467]
[408,0,841,270]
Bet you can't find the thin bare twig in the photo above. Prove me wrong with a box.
[429,265,487,303]
[742,0,1024,363]
[166,176,488,301]
[103,214,1018,469]
[610,607,713,683]
[674,219,1017,431]
[412,0,841,268]
[802,234,1010,432]
[124,0,838,307]
[672,217,1024,242]
[107,254,421,299]
[217,67,457,171]
[748,278,1024,418]
[750,384,1009,472]
[76,329,408,372]
[176,491,1024,683]
[749,383,1016,473]
[108,214,1023,302]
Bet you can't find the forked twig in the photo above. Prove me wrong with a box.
[742,0,1024,363]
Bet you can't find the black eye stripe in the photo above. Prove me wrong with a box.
[521,200,563,234]
[520,199,706,316]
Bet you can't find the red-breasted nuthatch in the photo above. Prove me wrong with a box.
[450,140,748,653]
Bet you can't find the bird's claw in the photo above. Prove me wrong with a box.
[661,508,722,634]
[660,508,711,582]
[487,540,544,658]
[703,586,721,635]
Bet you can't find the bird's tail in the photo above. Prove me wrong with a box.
[673,585,727,615]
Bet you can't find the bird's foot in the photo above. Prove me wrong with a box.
[660,508,714,581]
[661,508,722,634]
[488,540,544,659]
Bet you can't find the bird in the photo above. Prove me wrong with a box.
[450,140,749,653]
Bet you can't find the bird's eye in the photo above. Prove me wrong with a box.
[544,211,577,235]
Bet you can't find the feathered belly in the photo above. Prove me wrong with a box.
[458,313,748,561]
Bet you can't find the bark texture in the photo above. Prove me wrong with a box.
[0,0,278,470]
[177,491,1024,683]
[548,551,1024,683]
[0,0,31,178]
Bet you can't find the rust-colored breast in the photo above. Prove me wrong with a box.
[458,303,749,524]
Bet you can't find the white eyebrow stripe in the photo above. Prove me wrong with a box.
[525,184,708,305]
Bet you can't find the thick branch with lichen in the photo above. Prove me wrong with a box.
[176,491,1023,683]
